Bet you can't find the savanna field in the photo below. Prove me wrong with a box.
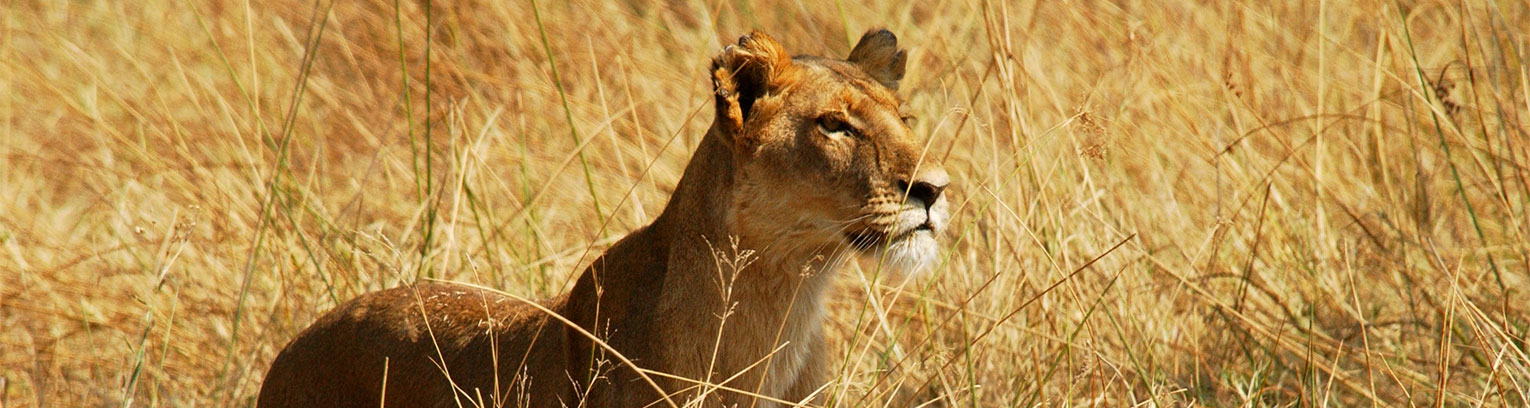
[3,0,1529,406]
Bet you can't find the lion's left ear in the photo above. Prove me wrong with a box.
[847,28,907,90]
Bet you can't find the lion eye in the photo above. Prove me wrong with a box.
[816,115,854,138]
[900,115,917,128]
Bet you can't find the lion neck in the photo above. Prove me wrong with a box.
[646,123,840,349]
[650,127,737,251]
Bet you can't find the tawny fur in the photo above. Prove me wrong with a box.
[256,28,949,408]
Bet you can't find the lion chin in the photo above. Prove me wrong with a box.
[862,228,940,280]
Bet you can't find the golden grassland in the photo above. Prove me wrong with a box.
[3,0,1528,406]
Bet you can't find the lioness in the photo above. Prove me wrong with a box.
[257,28,949,408]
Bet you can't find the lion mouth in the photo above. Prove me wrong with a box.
[843,229,885,251]
[844,223,933,251]
[842,222,941,277]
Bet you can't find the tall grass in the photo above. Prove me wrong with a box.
[1,0,1527,406]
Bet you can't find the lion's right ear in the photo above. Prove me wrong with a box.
[711,31,793,141]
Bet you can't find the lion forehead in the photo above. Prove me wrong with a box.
[794,58,901,107]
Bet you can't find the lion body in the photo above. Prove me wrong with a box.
[257,29,947,408]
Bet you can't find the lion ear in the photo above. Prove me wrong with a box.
[711,31,793,139]
[847,28,907,90]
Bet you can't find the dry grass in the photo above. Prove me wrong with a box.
[3,0,1529,406]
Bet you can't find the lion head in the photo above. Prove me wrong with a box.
[710,29,951,277]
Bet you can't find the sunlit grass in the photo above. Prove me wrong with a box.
[1,0,1527,406]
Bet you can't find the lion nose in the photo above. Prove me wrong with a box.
[899,168,949,207]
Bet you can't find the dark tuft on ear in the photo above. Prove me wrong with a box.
[847,28,907,90]
[710,31,793,141]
